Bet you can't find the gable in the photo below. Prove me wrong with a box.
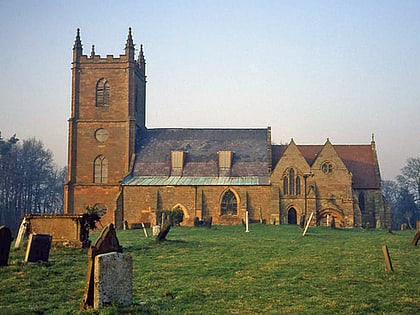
[271,142,381,189]
[312,139,348,172]
[271,140,310,182]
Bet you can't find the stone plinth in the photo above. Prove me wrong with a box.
[94,252,132,308]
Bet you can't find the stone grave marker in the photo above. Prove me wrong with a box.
[155,224,171,243]
[0,226,13,266]
[24,233,52,263]
[382,245,394,272]
[14,218,29,249]
[94,252,132,308]
[412,231,420,246]
[81,223,123,310]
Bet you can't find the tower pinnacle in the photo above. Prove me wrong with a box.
[125,27,135,60]
[138,44,146,68]
[73,28,83,61]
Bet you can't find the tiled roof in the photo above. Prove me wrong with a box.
[132,128,270,178]
[272,144,380,189]
[334,145,380,189]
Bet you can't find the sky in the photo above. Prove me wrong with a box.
[0,0,419,180]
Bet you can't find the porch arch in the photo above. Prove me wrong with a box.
[172,203,190,219]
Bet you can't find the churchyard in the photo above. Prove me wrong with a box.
[1,224,419,314]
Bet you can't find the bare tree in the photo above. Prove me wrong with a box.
[0,133,66,231]
[397,157,420,205]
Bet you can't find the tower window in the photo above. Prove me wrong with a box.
[221,190,238,215]
[94,155,108,183]
[96,78,110,107]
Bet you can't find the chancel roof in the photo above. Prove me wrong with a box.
[272,143,380,189]
[131,128,270,178]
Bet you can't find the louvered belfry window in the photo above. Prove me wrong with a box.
[96,78,110,107]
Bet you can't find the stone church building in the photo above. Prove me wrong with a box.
[64,29,390,229]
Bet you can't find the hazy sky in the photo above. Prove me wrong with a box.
[1,0,419,180]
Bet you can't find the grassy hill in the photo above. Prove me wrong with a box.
[1,225,419,314]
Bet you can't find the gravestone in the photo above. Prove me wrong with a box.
[152,225,161,236]
[155,224,171,243]
[0,226,13,266]
[382,245,394,272]
[94,252,132,308]
[14,218,29,249]
[24,233,52,263]
[411,231,420,246]
[81,223,123,310]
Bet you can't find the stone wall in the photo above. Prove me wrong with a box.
[122,185,272,227]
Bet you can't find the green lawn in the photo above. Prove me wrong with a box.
[1,225,419,314]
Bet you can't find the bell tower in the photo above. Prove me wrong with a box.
[64,28,146,225]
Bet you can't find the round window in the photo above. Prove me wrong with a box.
[321,162,334,174]
[94,128,109,143]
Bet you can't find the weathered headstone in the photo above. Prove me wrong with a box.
[94,252,132,308]
[155,224,171,243]
[0,226,13,266]
[382,245,394,272]
[302,212,314,236]
[331,216,336,229]
[411,231,420,246]
[141,222,149,238]
[14,218,29,249]
[152,225,161,236]
[24,233,52,263]
[81,223,123,310]
[205,216,212,229]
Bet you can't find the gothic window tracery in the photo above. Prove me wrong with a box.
[221,189,238,215]
[321,161,334,174]
[283,168,301,196]
[96,78,110,107]
[94,155,108,183]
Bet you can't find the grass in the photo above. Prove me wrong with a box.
[1,225,419,314]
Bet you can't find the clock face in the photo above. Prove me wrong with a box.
[95,128,109,143]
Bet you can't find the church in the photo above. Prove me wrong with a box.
[64,29,390,229]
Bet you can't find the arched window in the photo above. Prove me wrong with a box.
[283,177,289,195]
[289,168,295,195]
[284,168,302,196]
[221,190,238,215]
[296,176,301,195]
[94,155,108,183]
[96,78,110,107]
